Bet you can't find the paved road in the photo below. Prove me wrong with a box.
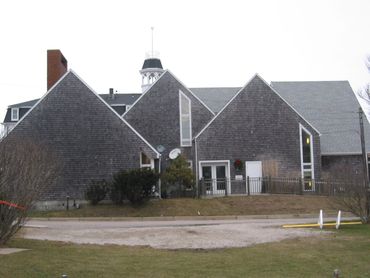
[19,217,334,249]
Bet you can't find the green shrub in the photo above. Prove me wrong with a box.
[85,180,109,205]
[161,155,194,198]
[111,168,159,205]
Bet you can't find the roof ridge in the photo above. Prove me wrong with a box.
[271,80,350,83]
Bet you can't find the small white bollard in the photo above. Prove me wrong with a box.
[318,209,324,229]
[336,210,341,230]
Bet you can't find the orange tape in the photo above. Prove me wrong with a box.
[0,200,26,210]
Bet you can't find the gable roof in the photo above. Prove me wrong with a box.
[9,99,39,108]
[271,81,370,154]
[195,74,320,139]
[123,70,215,118]
[5,70,160,158]
[190,87,240,113]
[8,94,140,108]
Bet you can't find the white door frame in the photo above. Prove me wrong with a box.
[199,160,231,195]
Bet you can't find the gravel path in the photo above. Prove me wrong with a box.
[19,218,327,249]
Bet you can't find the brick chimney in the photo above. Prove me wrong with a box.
[47,50,68,90]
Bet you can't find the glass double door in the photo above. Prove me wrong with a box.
[201,164,227,195]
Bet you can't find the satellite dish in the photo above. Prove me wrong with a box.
[156,145,165,153]
[169,148,181,159]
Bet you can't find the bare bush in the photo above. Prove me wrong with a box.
[0,139,59,245]
[331,180,370,223]
[326,165,369,223]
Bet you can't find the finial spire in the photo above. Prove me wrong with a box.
[151,27,154,58]
[140,27,164,92]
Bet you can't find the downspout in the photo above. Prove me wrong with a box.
[194,137,199,198]
[158,154,162,199]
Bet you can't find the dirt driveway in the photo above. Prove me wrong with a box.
[19,218,328,249]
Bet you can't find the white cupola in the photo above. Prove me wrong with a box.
[140,27,164,92]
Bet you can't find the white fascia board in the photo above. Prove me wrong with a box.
[70,70,160,159]
[167,70,216,117]
[4,70,72,138]
[194,74,258,139]
[121,70,168,118]
[259,75,321,136]
[195,73,322,140]
[4,69,160,159]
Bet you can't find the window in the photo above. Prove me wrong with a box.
[187,160,193,170]
[300,124,314,191]
[179,90,192,146]
[140,152,153,169]
[11,108,19,121]
[126,105,131,111]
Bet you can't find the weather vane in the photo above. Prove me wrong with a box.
[151,27,154,58]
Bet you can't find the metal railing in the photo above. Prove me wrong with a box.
[198,177,364,197]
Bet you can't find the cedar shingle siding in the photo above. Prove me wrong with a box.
[196,75,321,178]
[124,71,214,167]
[4,72,157,200]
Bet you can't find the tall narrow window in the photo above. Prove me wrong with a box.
[11,108,19,121]
[300,124,314,191]
[179,90,192,146]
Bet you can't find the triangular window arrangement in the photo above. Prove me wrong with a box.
[179,90,192,146]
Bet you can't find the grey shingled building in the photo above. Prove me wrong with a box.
[2,49,370,202]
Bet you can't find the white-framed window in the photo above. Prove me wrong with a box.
[140,152,154,169]
[126,105,131,111]
[299,124,314,191]
[179,90,192,147]
[187,160,193,170]
[11,108,19,121]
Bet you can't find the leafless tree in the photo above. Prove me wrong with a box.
[357,55,370,103]
[0,138,59,245]
[326,162,370,223]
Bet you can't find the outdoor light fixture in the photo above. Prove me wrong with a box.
[306,137,310,145]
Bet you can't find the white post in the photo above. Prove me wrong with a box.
[336,210,341,230]
[318,209,324,229]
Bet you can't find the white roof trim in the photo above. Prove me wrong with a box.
[5,70,160,159]
[122,70,215,118]
[166,70,215,116]
[121,70,167,118]
[195,74,258,139]
[195,73,321,139]
[4,70,72,137]
[70,70,160,158]
[259,75,321,135]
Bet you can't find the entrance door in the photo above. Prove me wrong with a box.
[245,161,262,194]
[201,163,228,195]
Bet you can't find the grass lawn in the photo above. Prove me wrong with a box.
[30,195,339,218]
[1,224,369,277]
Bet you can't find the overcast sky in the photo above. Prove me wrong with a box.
[0,0,369,126]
